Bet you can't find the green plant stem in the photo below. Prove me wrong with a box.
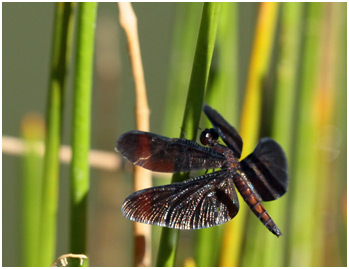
[288,3,324,266]
[156,3,221,266]
[261,3,303,266]
[38,3,75,266]
[332,4,347,266]
[20,116,44,266]
[197,2,238,267]
[163,3,202,138]
[156,3,202,263]
[241,3,303,267]
[180,3,221,141]
[205,2,238,124]
[70,2,97,256]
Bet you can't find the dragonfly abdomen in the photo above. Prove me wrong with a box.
[233,172,282,237]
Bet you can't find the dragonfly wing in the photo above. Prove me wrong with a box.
[121,169,239,229]
[116,131,225,173]
[240,138,288,201]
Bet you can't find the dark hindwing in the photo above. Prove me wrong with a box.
[121,170,239,229]
[203,104,243,159]
[240,138,288,201]
[116,131,225,173]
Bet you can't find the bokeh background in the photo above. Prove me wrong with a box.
[2,2,347,266]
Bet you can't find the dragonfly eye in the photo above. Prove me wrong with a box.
[200,128,219,145]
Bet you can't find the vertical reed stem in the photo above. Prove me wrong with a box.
[38,3,75,266]
[156,3,221,266]
[70,2,97,256]
[118,3,151,266]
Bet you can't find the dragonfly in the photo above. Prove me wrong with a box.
[116,104,288,237]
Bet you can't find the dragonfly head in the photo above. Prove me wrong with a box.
[200,128,219,146]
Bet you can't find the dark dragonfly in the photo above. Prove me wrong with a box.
[116,104,288,237]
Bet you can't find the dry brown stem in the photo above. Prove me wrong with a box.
[2,135,121,171]
[118,2,152,267]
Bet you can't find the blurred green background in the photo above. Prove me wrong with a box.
[2,2,346,266]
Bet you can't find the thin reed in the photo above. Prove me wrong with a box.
[156,3,221,266]
[69,2,97,256]
[38,3,75,266]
